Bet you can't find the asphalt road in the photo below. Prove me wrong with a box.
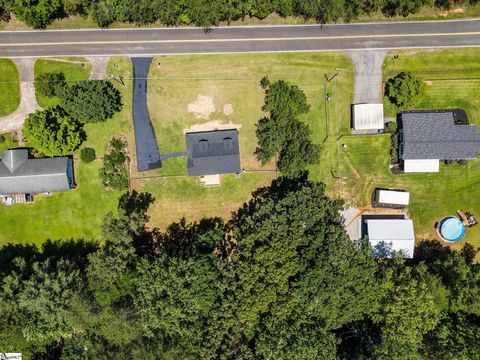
[0,19,480,57]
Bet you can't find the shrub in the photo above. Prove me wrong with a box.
[23,107,86,156]
[385,121,398,134]
[385,72,426,109]
[57,80,122,123]
[80,147,96,163]
[0,135,5,144]
[34,72,67,98]
[100,138,129,191]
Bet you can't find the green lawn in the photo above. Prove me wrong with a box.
[0,133,17,152]
[0,57,132,246]
[0,59,20,116]
[34,58,92,108]
[0,161,122,245]
[135,52,353,228]
[338,48,480,248]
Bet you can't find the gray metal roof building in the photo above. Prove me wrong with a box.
[400,112,480,160]
[186,129,241,176]
[0,149,74,195]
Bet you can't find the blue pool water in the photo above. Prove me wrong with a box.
[439,217,465,242]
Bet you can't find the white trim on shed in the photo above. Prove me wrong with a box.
[377,190,410,206]
[367,219,415,258]
[352,103,384,130]
[404,159,440,173]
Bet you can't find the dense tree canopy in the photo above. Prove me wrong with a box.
[34,72,66,98]
[385,71,426,108]
[2,179,480,358]
[1,0,479,28]
[56,80,122,123]
[23,107,86,156]
[255,78,320,176]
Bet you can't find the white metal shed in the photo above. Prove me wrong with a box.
[352,103,384,131]
[376,189,410,206]
[366,219,415,258]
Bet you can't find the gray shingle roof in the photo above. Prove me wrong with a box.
[0,149,73,194]
[186,129,241,176]
[401,112,480,160]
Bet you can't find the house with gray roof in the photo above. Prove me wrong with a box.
[0,149,74,195]
[186,129,241,181]
[399,111,480,173]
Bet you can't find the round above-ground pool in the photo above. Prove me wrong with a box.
[437,216,465,242]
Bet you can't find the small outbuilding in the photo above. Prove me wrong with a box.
[186,129,241,177]
[365,218,415,258]
[352,103,384,132]
[373,189,410,208]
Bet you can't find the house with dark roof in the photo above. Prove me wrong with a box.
[399,111,480,173]
[0,149,74,196]
[186,129,241,185]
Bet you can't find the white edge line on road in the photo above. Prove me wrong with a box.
[0,17,479,33]
[4,44,480,59]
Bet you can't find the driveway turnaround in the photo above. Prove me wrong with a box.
[131,57,161,171]
[0,19,480,57]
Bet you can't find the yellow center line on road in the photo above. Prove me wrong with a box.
[1,31,480,47]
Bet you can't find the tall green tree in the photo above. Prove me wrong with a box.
[6,0,63,28]
[23,107,86,156]
[385,71,426,108]
[255,78,320,176]
[228,175,379,346]
[57,80,122,123]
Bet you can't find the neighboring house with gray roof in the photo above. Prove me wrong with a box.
[0,149,74,195]
[399,111,480,173]
[186,129,241,177]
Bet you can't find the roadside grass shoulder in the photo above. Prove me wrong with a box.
[34,58,92,108]
[0,59,20,116]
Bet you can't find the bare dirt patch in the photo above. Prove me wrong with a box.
[187,95,216,119]
[223,103,234,116]
[183,120,242,134]
[439,7,464,16]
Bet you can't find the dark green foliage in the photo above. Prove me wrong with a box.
[99,137,129,191]
[255,78,320,176]
[80,147,96,162]
[5,0,63,28]
[23,107,86,156]
[385,71,426,108]
[34,71,66,98]
[3,0,476,29]
[390,133,399,164]
[0,134,5,143]
[385,121,398,133]
[382,0,433,17]
[3,182,480,359]
[56,80,122,123]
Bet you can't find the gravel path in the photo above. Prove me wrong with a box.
[0,58,40,134]
[88,56,110,80]
[348,50,387,104]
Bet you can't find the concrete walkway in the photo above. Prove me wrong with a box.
[87,56,110,80]
[0,58,40,134]
[349,50,387,104]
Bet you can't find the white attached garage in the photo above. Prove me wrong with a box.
[403,159,440,173]
[352,103,384,131]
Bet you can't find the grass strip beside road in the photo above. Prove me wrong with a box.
[0,59,20,116]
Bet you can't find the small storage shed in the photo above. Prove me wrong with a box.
[374,189,410,208]
[366,219,415,258]
[352,103,384,131]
